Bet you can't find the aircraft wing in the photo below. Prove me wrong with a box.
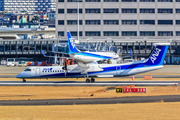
[67,63,103,74]
[41,49,70,59]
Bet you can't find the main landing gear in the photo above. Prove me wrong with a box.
[86,78,95,83]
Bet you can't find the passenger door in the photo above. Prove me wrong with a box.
[116,66,121,75]
[35,68,40,77]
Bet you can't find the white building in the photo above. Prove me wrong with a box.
[0,0,56,13]
[56,0,180,41]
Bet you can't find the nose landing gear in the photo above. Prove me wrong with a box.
[23,78,26,82]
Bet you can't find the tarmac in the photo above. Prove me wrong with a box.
[0,65,179,106]
[0,95,180,106]
[0,81,179,86]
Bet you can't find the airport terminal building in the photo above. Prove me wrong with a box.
[56,0,180,41]
[0,39,179,64]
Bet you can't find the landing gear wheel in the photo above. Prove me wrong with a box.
[86,79,90,83]
[23,79,26,82]
[91,78,95,82]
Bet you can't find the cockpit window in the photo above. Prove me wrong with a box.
[24,68,31,72]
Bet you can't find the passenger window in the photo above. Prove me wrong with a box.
[48,71,49,72]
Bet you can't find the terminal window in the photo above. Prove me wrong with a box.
[158,0,172,2]
[58,31,64,36]
[85,31,101,36]
[176,31,180,36]
[140,0,155,2]
[85,20,101,25]
[103,9,119,13]
[67,20,83,25]
[104,0,119,2]
[58,20,64,25]
[104,20,119,25]
[86,9,101,13]
[176,9,180,13]
[70,31,83,36]
[86,0,101,2]
[158,31,173,36]
[140,9,155,13]
[122,20,137,25]
[158,9,173,13]
[58,0,64,2]
[158,20,173,25]
[58,9,64,13]
[122,9,137,13]
[176,20,180,24]
[140,31,155,36]
[103,31,119,36]
[68,0,82,2]
[140,20,155,25]
[67,9,82,13]
[122,31,137,36]
[122,0,137,2]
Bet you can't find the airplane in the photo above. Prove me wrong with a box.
[41,31,119,64]
[16,43,170,82]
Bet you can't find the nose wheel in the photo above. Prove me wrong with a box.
[86,78,95,83]
[23,78,26,82]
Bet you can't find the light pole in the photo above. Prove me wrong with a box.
[77,0,79,41]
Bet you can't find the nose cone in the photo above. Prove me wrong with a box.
[16,74,21,78]
[16,73,23,78]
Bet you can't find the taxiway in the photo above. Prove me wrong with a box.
[0,81,179,86]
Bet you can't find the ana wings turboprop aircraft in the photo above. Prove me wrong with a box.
[17,43,170,82]
[41,31,119,64]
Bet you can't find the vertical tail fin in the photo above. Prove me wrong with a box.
[67,31,80,54]
[145,43,170,66]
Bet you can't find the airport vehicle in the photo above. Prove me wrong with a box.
[6,58,34,67]
[16,43,170,82]
[41,31,119,64]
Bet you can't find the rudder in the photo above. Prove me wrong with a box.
[145,43,170,66]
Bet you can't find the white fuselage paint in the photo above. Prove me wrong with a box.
[16,60,164,79]
[70,52,119,63]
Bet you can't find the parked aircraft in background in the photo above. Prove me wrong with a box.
[67,31,119,63]
[17,43,170,82]
[41,31,119,64]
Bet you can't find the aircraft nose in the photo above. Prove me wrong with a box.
[16,73,23,78]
